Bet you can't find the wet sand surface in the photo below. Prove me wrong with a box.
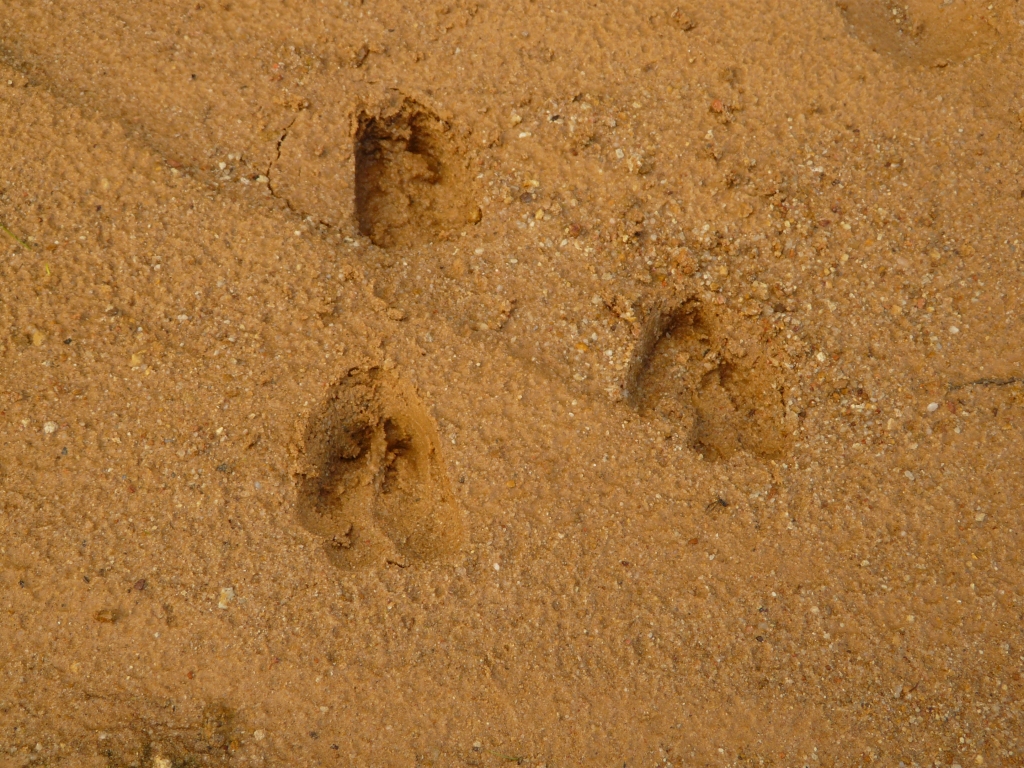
[1,1,1023,765]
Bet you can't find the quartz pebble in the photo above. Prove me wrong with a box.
[43,421,58,435]
[218,587,235,609]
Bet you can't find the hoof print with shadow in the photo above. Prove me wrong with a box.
[355,97,479,248]
[626,297,794,462]
[293,367,462,571]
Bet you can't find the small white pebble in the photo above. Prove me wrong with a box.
[976,513,986,522]
[949,326,959,334]
[217,587,235,609]
[926,402,939,413]
[493,563,500,571]
[43,421,58,435]
[253,730,266,742]
[816,351,827,362]
[904,471,915,481]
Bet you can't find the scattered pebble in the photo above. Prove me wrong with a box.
[253,730,266,741]
[218,587,235,609]
[670,9,697,30]
[43,421,58,435]
[926,402,939,413]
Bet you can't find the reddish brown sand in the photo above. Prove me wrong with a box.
[2,1,1024,766]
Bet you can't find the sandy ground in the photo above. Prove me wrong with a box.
[1,1,1023,766]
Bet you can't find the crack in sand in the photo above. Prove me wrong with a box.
[948,376,1024,392]
[264,116,298,209]
[263,114,334,230]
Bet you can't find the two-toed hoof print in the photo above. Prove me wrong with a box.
[626,297,794,462]
[293,367,463,572]
[270,94,478,245]
[355,98,479,249]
